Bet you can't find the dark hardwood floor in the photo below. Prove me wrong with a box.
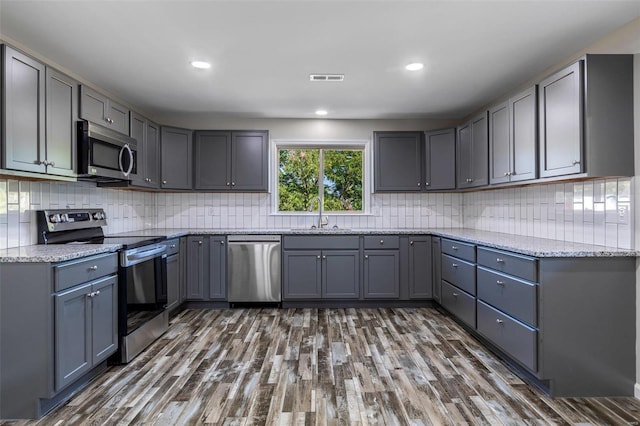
[5,307,640,425]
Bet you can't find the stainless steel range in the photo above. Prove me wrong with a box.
[37,208,168,363]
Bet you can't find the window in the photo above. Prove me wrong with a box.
[276,142,366,213]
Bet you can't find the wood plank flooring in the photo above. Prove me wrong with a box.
[5,307,640,425]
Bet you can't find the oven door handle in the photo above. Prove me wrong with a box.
[126,246,167,262]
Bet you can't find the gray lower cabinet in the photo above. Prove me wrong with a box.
[431,237,442,303]
[161,126,193,190]
[457,113,488,189]
[130,112,160,188]
[441,280,476,329]
[165,238,181,312]
[363,250,399,298]
[407,236,433,299]
[0,252,118,419]
[538,55,633,179]
[440,238,477,328]
[2,45,77,177]
[79,85,130,135]
[186,236,227,301]
[194,130,269,191]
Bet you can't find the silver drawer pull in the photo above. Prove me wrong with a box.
[198,241,203,245]
[451,246,458,250]
[496,258,504,263]
[379,240,384,244]
[317,255,321,259]
[496,280,505,286]
[170,244,177,248]
[322,255,326,259]
[452,292,459,297]
[94,290,100,296]
[496,319,504,324]
[220,241,225,245]
[88,265,98,271]
[410,241,414,245]
[365,255,369,259]
[452,263,458,267]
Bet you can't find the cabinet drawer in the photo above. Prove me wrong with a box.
[441,281,476,329]
[283,235,359,250]
[54,253,118,292]
[441,239,475,262]
[477,247,537,282]
[166,238,180,256]
[477,267,537,327]
[477,300,537,372]
[363,235,399,249]
[442,254,476,295]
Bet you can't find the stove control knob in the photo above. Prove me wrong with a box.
[49,214,61,223]
[59,214,68,223]
[93,211,105,221]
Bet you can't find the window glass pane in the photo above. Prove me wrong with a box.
[278,149,320,212]
[323,150,363,211]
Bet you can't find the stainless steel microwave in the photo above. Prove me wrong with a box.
[77,120,137,181]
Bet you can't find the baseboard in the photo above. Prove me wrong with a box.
[634,383,640,399]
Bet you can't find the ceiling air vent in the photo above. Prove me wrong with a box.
[309,74,345,82]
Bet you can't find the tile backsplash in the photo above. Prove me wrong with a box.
[0,177,633,250]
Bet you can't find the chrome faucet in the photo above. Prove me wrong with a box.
[308,196,327,228]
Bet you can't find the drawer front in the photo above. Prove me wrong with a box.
[363,235,400,250]
[441,254,476,295]
[441,238,475,262]
[283,235,359,250]
[477,267,537,326]
[166,238,180,256]
[477,247,537,282]
[477,300,537,372]
[441,281,476,329]
[55,253,118,292]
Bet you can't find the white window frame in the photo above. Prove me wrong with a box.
[271,139,371,215]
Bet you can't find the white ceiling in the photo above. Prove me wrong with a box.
[1,1,639,120]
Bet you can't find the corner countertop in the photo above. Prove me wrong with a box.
[1,228,636,263]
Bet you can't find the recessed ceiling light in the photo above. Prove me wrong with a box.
[191,61,211,69]
[315,109,328,116]
[405,62,424,71]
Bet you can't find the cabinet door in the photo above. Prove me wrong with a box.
[283,251,322,299]
[107,99,130,135]
[510,86,537,182]
[470,112,489,187]
[322,250,360,299]
[408,236,433,299]
[231,131,269,191]
[3,45,46,173]
[130,112,147,186]
[145,121,160,188]
[54,282,92,391]
[363,250,400,298]
[194,131,231,190]
[166,253,180,311]
[79,85,108,126]
[91,275,118,365]
[539,61,583,178]
[489,102,510,184]
[45,67,77,177]
[432,237,442,303]
[186,237,207,300]
[208,236,227,300]
[161,126,193,189]
[179,237,188,304]
[374,132,422,191]
[456,124,472,189]
[424,128,456,190]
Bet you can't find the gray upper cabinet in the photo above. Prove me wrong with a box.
[538,55,633,179]
[489,86,537,185]
[374,131,422,191]
[161,126,193,190]
[130,111,160,188]
[79,85,130,135]
[457,113,488,189]
[424,128,456,190]
[194,130,269,191]
[2,45,77,177]
[2,45,46,173]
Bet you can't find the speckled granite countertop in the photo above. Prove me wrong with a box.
[0,244,121,263]
[2,228,636,263]
[110,228,639,258]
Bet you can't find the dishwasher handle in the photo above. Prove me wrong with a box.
[227,235,281,243]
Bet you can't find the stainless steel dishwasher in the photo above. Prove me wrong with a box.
[227,235,281,303]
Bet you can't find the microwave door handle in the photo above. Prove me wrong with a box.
[119,144,134,177]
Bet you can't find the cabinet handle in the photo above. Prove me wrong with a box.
[379,240,384,245]
[322,255,326,259]
[226,182,230,186]
[365,255,369,259]
[496,319,504,324]
[503,172,509,177]
[451,246,458,250]
[87,292,93,298]
[425,182,430,187]
[106,117,114,124]
[496,258,504,263]
[198,241,203,245]
[572,160,580,165]
[220,241,225,245]
[410,241,414,245]
[231,182,235,186]
[466,178,473,183]
[162,180,167,185]
[49,161,55,167]
[417,182,421,187]
[88,265,98,271]
[170,244,177,249]
[452,263,458,267]
[94,290,100,296]
[317,255,321,259]
[496,280,505,286]
[452,292,459,297]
